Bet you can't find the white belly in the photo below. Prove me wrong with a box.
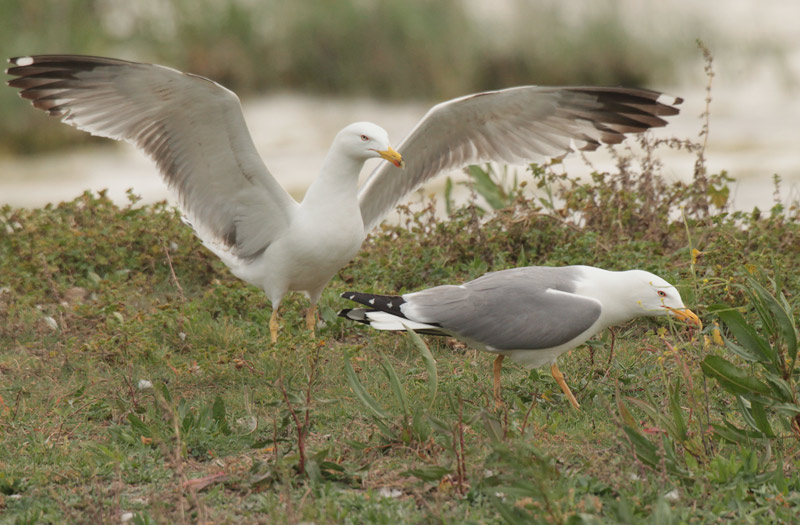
[232,210,365,302]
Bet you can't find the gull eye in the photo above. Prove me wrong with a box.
[360,134,369,142]
[657,290,667,298]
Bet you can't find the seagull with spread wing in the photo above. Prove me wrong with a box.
[6,55,682,342]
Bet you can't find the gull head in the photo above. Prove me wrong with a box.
[624,270,701,328]
[337,122,404,168]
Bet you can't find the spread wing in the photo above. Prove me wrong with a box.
[6,55,298,260]
[358,86,681,232]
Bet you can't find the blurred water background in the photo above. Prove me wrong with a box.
[1,0,798,212]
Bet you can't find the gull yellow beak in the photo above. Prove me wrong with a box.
[666,307,703,330]
[377,146,404,168]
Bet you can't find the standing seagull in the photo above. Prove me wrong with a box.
[6,55,682,342]
[339,265,701,409]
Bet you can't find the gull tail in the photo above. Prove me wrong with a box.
[338,291,446,335]
[340,291,405,315]
[337,308,446,335]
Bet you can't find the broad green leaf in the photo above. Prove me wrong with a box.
[212,395,226,423]
[467,165,508,210]
[721,333,769,364]
[708,183,730,208]
[616,382,637,428]
[411,410,431,442]
[426,415,452,435]
[747,277,797,365]
[405,327,438,408]
[444,177,454,216]
[305,458,322,483]
[749,399,775,437]
[311,447,329,463]
[344,357,389,420]
[625,397,677,438]
[700,355,771,396]
[319,460,346,473]
[622,426,659,468]
[380,356,409,417]
[710,421,766,444]
[480,410,505,444]
[710,423,747,444]
[660,435,689,477]
[212,395,230,434]
[318,304,338,325]
[764,375,794,403]
[127,413,152,438]
[517,245,528,266]
[652,497,675,525]
[708,304,771,363]
[157,381,173,404]
[736,396,762,435]
[372,418,395,439]
[748,288,777,337]
[769,403,800,416]
[668,379,688,441]
[774,283,797,361]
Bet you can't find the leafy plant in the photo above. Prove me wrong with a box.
[703,275,800,442]
[615,382,696,482]
[457,165,525,213]
[120,384,233,460]
[345,329,438,445]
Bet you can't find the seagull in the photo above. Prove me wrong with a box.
[338,265,701,409]
[6,55,682,342]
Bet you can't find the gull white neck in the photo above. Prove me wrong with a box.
[301,147,364,212]
[575,267,644,327]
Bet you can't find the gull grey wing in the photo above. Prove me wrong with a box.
[6,55,297,259]
[403,266,602,350]
[358,86,681,231]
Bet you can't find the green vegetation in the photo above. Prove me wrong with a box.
[0,0,684,154]
[3,47,800,523]
[3,71,800,520]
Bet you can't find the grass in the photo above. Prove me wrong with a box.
[3,153,800,522]
[2,49,800,523]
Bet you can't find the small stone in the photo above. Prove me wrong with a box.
[63,286,89,304]
[378,487,402,499]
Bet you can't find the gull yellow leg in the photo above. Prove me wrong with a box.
[550,362,580,410]
[305,304,317,337]
[493,355,505,409]
[269,308,280,344]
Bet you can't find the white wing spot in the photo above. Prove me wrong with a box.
[369,298,375,305]
[15,56,34,67]
[387,302,393,308]
[656,93,679,106]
